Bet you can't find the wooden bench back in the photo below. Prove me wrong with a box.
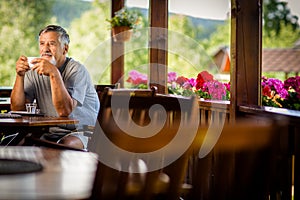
[190,119,284,200]
[88,88,201,200]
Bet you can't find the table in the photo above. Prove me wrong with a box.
[0,146,98,200]
[0,115,79,146]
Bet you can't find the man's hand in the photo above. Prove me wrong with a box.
[31,57,57,76]
[16,56,30,76]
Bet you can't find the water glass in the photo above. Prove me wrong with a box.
[26,103,37,114]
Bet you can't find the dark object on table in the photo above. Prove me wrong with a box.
[0,158,43,175]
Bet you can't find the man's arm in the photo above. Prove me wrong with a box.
[30,58,77,117]
[49,67,77,117]
[10,56,29,111]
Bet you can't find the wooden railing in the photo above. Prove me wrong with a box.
[198,99,230,126]
[239,105,300,200]
[194,100,300,200]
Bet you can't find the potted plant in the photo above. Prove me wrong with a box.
[106,8,140,42]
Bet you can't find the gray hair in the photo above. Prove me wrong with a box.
[39,25,70,48]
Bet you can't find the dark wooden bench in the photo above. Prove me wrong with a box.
[88,88,203,200]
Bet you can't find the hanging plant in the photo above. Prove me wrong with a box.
[106,8,141,42]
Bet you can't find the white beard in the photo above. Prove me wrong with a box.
[50,56,57,66]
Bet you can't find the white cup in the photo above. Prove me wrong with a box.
[27,57,39,68]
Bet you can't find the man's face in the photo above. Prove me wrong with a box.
[39,31,68,67]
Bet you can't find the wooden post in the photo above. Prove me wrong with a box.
[149,0,168,94]
[230,0,262,120]
[111,0,125,87]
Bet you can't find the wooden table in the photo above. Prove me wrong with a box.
[0,146,98,200]
[0,115,79,146]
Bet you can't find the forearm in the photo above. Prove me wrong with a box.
[50,70,75,117]
[10,75,26,111]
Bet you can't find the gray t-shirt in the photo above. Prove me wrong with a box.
[24,58,100,130]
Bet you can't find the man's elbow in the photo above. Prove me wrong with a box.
[57,107,72,117]
[58,112,69,117]
[56,100,75,117]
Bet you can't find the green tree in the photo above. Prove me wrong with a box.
[168,15,213,78]
[169,15,198,38]
[203,0,300,53]
[263,21,300,48]
[68,2,149,85]
[0,0,54,86]
[52,0,92,28]
[68,1,113,84]
[263,0,299,36]
[202,19,230,55]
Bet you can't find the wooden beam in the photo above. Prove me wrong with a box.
[230,0,262,120]
[111,0,125,87]
[149,0,168,94]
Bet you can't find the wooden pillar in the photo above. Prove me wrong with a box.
[111,0,125,87]
[230,0,262,120]
[149,0,168,94]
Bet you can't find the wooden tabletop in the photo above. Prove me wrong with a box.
[0,146,98,200]
[0,115,79,146]
[0,116,79,127]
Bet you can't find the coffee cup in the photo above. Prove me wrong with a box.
[27,57,39,68]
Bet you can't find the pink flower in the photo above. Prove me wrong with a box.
[203,80,226,100]
[284,76,300,98]
[126,70,147,85]
[224,82,230,91]
[188,78,196,87]
[168,72,177,83]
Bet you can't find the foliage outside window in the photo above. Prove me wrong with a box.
[0,0,299,86]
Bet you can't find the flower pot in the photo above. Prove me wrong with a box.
[112,26,132,42]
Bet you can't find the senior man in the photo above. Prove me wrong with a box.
[11,25,100,149]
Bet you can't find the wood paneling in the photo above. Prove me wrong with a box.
[149,0,168,94]
[230,0,262,120]
[111,0,125,87]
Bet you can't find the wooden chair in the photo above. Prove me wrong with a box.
[94,83,120,101]
[87,88,202,200]
[0,86,12,113]
[190,119,285,200]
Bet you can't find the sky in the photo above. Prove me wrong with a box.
[127,0,300,21]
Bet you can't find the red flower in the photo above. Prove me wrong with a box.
[195,71,214,90]
[262,85,272,97]
[176,76,189,86]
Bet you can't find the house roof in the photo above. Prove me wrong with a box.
[212,45,300,74]
[262,48,300,73]
[212,47,230,73]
